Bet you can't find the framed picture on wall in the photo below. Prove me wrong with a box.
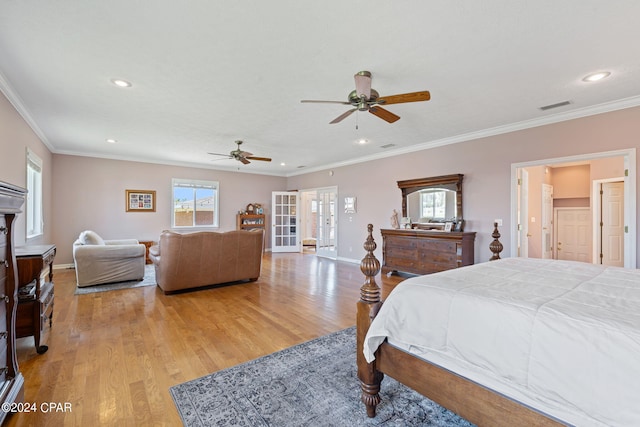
[344,196,356,214]
[126,189,156,212]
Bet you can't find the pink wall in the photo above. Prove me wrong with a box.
[51,155,286,264]
[287,106,640,264]
[553,165,591,199]
[0,92,53,247]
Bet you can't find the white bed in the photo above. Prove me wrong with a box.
[363,257,640,426]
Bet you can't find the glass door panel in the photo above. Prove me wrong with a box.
[271,191,300,252]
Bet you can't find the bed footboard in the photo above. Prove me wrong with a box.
[356,224,565,426]
[356,224,384,417]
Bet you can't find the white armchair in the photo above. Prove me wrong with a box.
[73,230,146,287]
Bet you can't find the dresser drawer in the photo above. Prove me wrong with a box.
[384,236,417,249]
[418,239,456,252]
[385,246,417,259]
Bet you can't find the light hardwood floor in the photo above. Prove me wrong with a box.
[5,252,403,426]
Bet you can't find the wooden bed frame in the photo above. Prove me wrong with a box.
[356,224,565,426]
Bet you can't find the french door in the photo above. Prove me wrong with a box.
[316,187,337,259]
[271,191,300,252]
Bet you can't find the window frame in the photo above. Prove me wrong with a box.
[171,178,219,229]
[26,148,44,239]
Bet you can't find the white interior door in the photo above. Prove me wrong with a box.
[541,184,553,259]
[555,208,591,262]
[316,188,337,259]
[600,181,624,266]
[271,191,300,253]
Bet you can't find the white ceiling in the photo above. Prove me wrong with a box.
[1,1,640,176]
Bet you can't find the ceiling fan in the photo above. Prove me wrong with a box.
[208,140,272,165]
[301,71,430,124]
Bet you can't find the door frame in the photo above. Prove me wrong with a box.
[510,148,636,268]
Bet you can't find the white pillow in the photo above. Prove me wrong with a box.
[79,230,105,245]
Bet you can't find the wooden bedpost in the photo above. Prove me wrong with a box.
[489,222,503,260]
[357,224,384,417]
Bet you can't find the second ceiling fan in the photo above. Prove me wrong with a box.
[301,71,430,124]
[208,140,272,165]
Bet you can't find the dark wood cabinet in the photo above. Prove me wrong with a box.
[381,228,476,275]
[0,181,26,424]
[15,244,56,354]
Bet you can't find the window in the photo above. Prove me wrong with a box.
[420,189,446,219]
[172,178,219,228]
[26,148,43,238]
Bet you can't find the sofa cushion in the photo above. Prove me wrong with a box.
[79,230,105,245]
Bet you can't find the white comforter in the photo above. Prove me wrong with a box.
[364,257,640,427]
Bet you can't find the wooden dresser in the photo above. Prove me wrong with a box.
[381,228,476,275]
[0,181,26,423]
[15,244,56,354]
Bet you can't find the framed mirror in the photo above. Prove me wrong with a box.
[397,174,464,230]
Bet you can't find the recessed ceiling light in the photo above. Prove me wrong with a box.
[582,71,611,82]
[280,162,286,166]
[106,138,117,144]
[358,139,368,145]
[111,78,132,88]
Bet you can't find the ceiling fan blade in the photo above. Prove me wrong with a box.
[330,108,357,124]
[354,71,372,100]
[369,106,401,123]
[208,152,232,157]
[238,157,251,165]
[301,100,351,105]
[246,156,272,162]
[378,91,431,105]
[239,151,253,157]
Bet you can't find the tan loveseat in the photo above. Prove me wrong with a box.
[149,229,264,294]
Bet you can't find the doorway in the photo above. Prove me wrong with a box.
[299,187,338,259]
[511,149,636,268]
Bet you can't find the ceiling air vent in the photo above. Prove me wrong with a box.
[539,100,572,111]
[380,143,396,149]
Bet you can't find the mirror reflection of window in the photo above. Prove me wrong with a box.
[421,190,446,218]
[407,188,457,222]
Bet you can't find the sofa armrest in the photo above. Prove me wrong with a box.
[149,245,160,257]
[74,243,146,261]
[105,239,140,245]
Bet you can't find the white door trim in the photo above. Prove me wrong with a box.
[510,148,636,268]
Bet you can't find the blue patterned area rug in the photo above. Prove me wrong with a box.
[170,327,475,426]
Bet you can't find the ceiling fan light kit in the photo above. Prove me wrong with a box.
[301,70,430,124]
[208,140,272,165]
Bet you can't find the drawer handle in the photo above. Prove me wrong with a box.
[0,295,9,303]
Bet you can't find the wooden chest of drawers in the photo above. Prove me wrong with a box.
[381,228,476,275]
[0,181,26,424]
